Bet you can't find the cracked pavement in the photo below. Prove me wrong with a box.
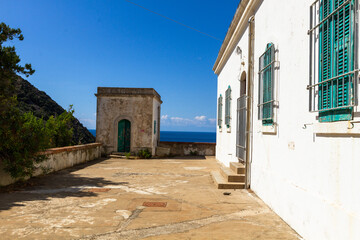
[0,156,300,239]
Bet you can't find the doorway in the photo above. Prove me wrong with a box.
[236,72,247,162]
[118,119,131,152]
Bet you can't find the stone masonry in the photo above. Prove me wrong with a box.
[95,87,162,155]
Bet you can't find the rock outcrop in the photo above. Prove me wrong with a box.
[14,76,95,144]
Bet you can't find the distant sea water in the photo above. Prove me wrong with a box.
[89,129,96,137]
[160,131,215,143]
[88,130,216,143]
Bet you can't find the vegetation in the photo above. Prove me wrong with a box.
[44,105,75,148]
[189,150,199,156]
[15,76,95,144]
[137,149,152,159]
[125,152,132,159]
[0,22,75,179]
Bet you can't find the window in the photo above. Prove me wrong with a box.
[258,43,275,125]
[218,95,223,128]
[154,120,156,134]
[309,0,358,122]
[225,86,232,128]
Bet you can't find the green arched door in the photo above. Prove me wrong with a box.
[118,119,131,152]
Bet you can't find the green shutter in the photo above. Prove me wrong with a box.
[218,95,223,128]
[225,87,231,127]
[319,0,353,122]
[262,43,274,125]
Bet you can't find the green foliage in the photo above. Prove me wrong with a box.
[125,152,132,159]
[0,22,34,78]
[0,22,74,179]
[137,149,152,159]
[45,105,75,148]
[189,150,199,156]
[0,111,48,179]
[0,104,75,179]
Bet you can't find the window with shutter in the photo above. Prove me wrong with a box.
[218,95,223,128]
[258,43,275,125]
[319,0,354,121]
[225,86,232,128]
[309,0,357,121]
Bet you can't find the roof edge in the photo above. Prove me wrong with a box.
[95,87,162,103]
[213,0,258,75]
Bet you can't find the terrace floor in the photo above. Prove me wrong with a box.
[0,156,300,239]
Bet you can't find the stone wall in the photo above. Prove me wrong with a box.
[0,143,102,187]
[158,142,215,156]
[96,87,162,155]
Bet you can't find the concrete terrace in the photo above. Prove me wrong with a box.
[0,157,300,239]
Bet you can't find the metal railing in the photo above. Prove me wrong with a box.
[218,95,223,127]
[236,95,247,160]
[225,88,232,127]
[258,44,275,121]
[308,0,358,113]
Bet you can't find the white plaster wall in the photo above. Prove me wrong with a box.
[216,27,249,167]
[217,0,360,239]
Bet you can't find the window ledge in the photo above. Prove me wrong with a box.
[262,124,277,134]
[227,127,231,133]
[314,121,360,135]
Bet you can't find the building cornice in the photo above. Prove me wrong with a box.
[213,0,260,75]
[95,87,162,103]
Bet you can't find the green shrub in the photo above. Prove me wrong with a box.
[45,105,74,148]
[137,149,152,159]
[1,111,49,179]
[0,107,75,179]
[189,150,199,156]
[0,22,75,179]
[125,152,131,159]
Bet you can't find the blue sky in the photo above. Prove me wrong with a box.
[1,0,239,132]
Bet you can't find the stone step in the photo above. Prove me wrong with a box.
[111,152,125,155]
[220,166,245,182]
[109,154,126,158]
[210,171,245,189]
[109,152,130,158]
[230,162,246,174]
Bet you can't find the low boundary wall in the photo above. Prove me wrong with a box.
[158,142,215,156]
[0,143,102,187]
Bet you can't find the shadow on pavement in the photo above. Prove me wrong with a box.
[0,158,125,211]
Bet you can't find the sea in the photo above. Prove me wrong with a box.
[88,130,216,143]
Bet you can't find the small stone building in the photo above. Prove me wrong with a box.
[95,87,162,155]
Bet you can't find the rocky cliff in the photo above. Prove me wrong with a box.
[14,77,95,144]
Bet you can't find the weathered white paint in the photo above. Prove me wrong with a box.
[214,0,360,239]
[216,27,249,167]
[0,143,102,186]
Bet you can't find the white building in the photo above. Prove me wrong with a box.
[213,0,360,239]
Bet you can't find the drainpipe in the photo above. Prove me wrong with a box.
[245,15,255,189]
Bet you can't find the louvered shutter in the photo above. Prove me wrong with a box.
[319,0,353,122]
[225,87,231,127]
[218,95,223,127]
[259,43,274,125]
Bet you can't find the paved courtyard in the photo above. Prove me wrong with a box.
[0,156,300,239]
